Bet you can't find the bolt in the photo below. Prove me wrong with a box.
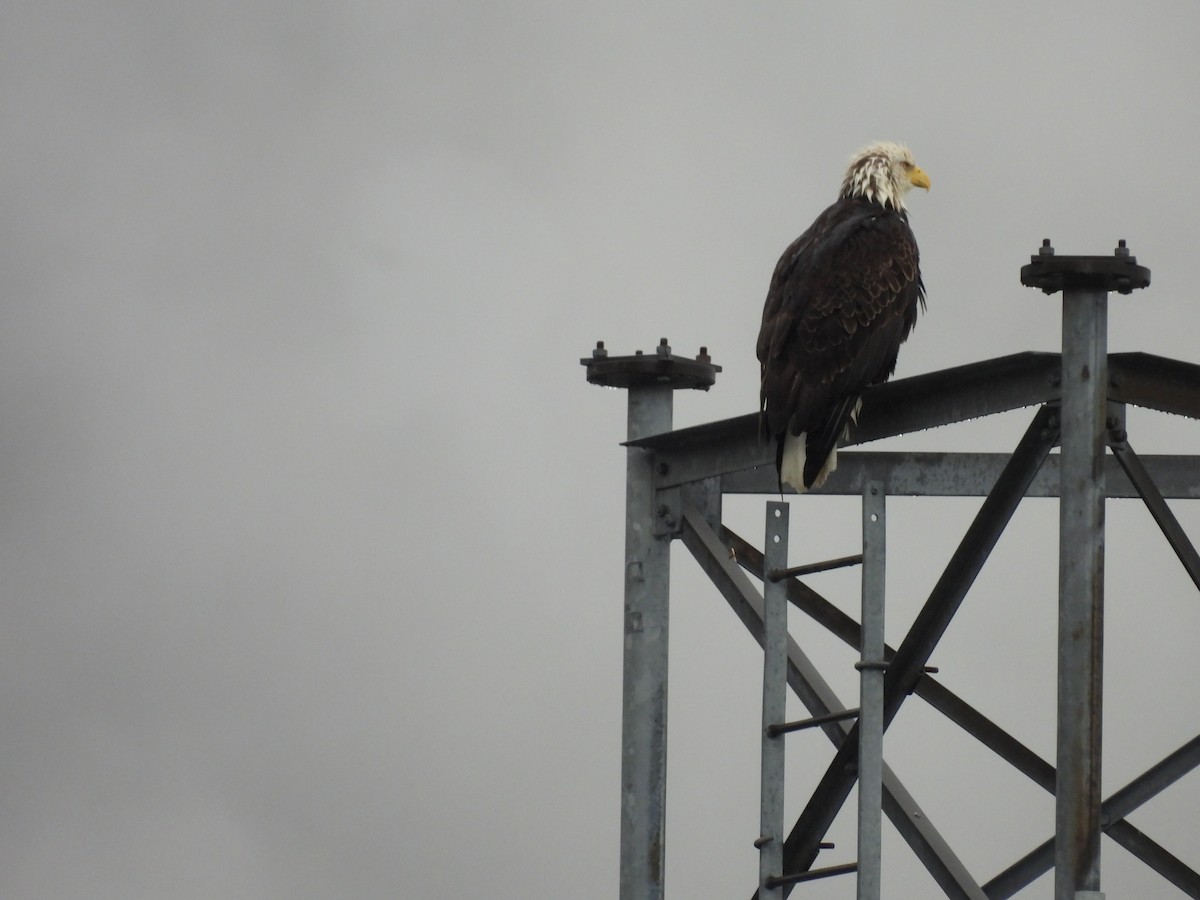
[635,349,644,356]
[656,337,671,357]
[592,340,608,359]
[1039,238,1055,257]
[1115,238,1130,257]
[696,346,710,363]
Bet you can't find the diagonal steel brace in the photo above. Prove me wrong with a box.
[678,504,986,900]
[984,734,1200,897]
[775,405,1059,884]
[728,525,1200,896]
[1109,439,1200,592]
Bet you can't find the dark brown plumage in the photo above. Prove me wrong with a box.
[757,142,928,491]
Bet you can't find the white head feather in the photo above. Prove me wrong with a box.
[839,141,930,211]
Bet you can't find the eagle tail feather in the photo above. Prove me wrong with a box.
[780,431,807,493]
[797,395,863,490]
[779,431,841,494]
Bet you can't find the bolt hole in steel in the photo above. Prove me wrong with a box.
[772,535,780,543]
[870,513,879,522]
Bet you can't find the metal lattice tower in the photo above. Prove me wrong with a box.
[583,243,1200,899]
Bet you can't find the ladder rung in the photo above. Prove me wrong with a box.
[766,861,858,887]
[766,707,860,738]
[768,553,863,582]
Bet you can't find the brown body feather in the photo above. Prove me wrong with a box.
[757,194,924,489]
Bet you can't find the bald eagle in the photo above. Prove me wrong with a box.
[757,142,929,492]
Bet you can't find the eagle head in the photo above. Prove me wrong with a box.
[839,141,931,211]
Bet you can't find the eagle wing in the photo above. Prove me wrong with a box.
[757,197,924,486]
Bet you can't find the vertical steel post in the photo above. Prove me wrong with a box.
[622,381,673,900]
[584,338,721,900]
[759,501,790,899]
[858,482,886,900]
[1055,282,1107,900]
[1021,241,1148,900]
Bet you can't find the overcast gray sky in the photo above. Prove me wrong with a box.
[4,2,1200,898]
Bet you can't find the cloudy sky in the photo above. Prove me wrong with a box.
[4,2,1200,897]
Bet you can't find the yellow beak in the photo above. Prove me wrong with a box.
[909,165,931,191]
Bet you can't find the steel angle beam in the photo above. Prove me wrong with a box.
[677,506,986,900]
[1109,441,1200,591]
[987,822,1200,899]
[630,352,1061,488]
[722,451,1200,499]
[845,352,1061,446]
[1098,824,1200,898]
[1110,352,1200,420]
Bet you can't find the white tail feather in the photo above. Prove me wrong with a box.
[780,431,838,493]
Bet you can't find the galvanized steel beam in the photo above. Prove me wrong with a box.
[720,450,1200,499]
[1109,440,1200,592]
[620,383,673,900]
[1053,282,1109,900]
[1109,352,1200,420]
[858,483,886,900]
[584,337,723,900]
[758,502,789,900]
[631,352,1062,487]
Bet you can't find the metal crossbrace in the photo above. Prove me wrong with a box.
[679,504,987,900]
[771,406,1059,885]
[984,735,1200,897]
[714,418,1200,898]
[724,526,1060,793]
[729,524,1200,897]
[1109,438,1200,591]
